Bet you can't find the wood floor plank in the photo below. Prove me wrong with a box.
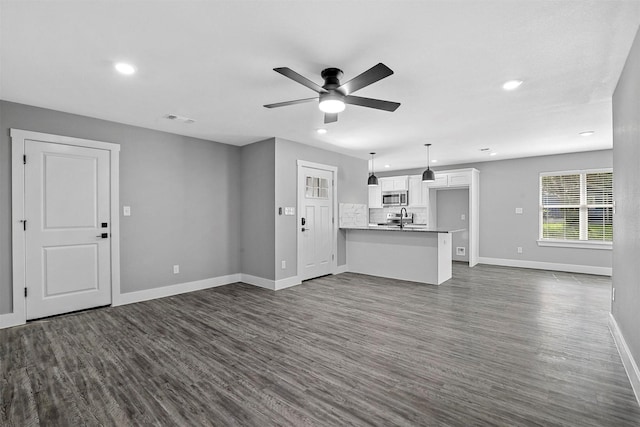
[1,263,639,426]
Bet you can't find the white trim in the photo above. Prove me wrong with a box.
[477,257,612,276]
[334,264,349,274]
[609,313,640,405]
[115,274,241,306]
[537,240,612,250]
[540,167,613,177]
[240,274,276,290]
[10,129,121,327]
[0,312,24,329]
[275,276,301,290]
[296,160,339,281]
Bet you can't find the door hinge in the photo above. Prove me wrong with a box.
[20,219,27,231]
[24,287,27,297]
[332,217,334,224]
[332,254,335,260]
[23,155,26,165]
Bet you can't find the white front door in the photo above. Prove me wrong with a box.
[299,165,334,281]
[24,140,112,320]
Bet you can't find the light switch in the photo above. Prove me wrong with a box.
[284,207,296,215]
[515,207,523,214]
[123,206,131,216]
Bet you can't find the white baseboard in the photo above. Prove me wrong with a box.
[609,313,640,405]
[0,312,25,329]
[275,276,301,290]
[240,274,302,291]
[115,273,242,306]
[334,264,349,274]
[240,274,276,290]
[477,257,612,276]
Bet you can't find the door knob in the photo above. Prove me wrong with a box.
[96,233,109,238]
[301,227,311,232]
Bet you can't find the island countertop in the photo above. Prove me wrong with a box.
[340,225,465,233]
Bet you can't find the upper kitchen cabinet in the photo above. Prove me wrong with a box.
[426,170,472,188]
[368,184,382,208]
[380,176,408,192]
[408,175,428,207]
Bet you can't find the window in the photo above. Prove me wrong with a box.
[539,169,612,247]
[305,175,329,199]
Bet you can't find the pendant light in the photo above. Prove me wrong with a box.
[422,144,435,182]
[368,152,379,186]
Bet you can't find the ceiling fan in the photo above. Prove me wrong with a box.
[264,63,401,124]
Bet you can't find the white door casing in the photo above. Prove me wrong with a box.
[297,161,338,281]
[10,129,120,326]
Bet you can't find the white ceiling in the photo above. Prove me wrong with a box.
[2,0,639,171]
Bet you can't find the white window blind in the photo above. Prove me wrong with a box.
[540,170,612,242]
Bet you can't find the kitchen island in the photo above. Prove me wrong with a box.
[341,226,463,285]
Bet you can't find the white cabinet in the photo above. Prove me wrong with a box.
[448,172,471,187]
[426,173,449,188]
[426,171,470,188]
[380,176,408,192]
[408,175,428,207]
[368,184,382,208]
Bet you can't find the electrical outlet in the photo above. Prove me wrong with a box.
[123,206,131,216]
[517,247,523,254]
[515,207,523,214]
[460,214,466,220]
[173,265,179,274]
[281,260,286,269]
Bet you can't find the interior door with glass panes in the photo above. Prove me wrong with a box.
[299,166,333,280]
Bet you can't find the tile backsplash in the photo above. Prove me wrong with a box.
[369,207,428,225]
[339,203,368,227]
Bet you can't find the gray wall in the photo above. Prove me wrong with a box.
[0,101,241,313]
[239,139,276,280]
[380,149,613,269]
[612,27,640,372]
[274,138,368,281]
[436,188,469,262]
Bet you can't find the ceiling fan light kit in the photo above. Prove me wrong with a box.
[318,92,346,113]
[264,63,400,124]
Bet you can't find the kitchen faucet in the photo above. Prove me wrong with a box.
[400,207,407,229]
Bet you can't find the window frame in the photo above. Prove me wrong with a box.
[538,168,613,250]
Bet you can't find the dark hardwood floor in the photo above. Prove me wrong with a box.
[1,263,639,426]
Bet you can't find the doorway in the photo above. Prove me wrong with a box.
[297,161,338,281]
[436,188,470,263]
[11,129,121,323]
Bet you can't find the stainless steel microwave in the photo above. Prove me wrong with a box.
[382,191,408,207]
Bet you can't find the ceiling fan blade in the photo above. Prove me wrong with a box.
[338,63,394,95]
[344,95,400,112]
[263,97,318,109]
[274,67,327,93]
[324,113,338,124]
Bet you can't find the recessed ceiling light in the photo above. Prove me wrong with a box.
[502,80,523,90]
[431,159,438,163]
[115,62,136,75]
[579,131,595,136]
[316,128,327,134]
[490,152,498,156]
[384,164,390,168]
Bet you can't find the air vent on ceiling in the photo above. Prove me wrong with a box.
[165,114,195,124]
